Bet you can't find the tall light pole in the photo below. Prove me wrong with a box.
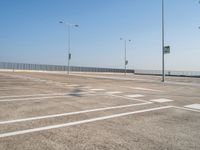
[120,38,131,75]
[59,21,79,75]
[161,0,165,82]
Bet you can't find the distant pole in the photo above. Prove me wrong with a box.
[67,24,71,75]
[125,40,127,75]
[59,21,79,75]
[120,38,131,76]
[162,0,165,82]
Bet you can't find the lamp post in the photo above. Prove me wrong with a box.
[161,0,165,82]
[120,38,131,75]
[59,21,79,75]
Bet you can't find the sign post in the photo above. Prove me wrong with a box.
[164,46,170,54]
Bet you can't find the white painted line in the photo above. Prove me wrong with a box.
[0,96,72,102]
[133,87,162,92]
[150,98,173,103]
[110,94,149,103]
[0,106,172,138]
[0,92,90,102]
[67,84,79,87]
[0,102,152,125]
[184,104,200,110]
[119,86,162,92]
[82,86,91,88]
[0,87,29,91]
[106,91,122,94]
[0,93,71,99]
[125,94,144,98]
[172,106,200,113]
[90,89,105,91]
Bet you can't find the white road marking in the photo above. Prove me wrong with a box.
[0,96,71,102]
[119,86,162,92]
[125,94,144,98]
[67,84,79,87]
[106,91,122,94]
[0,87,29,91]
[133,87,162,92]
[90,89,105,91]
[0,93,72,99]
[108,94,149,103]
[150,98,173,103]
[172,106,200,113]
[0,92,90,102]
[184,104,200,110]
[0,106,172,138]
[81,86,91,89]
[0,102,152,125]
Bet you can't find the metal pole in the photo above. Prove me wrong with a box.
[162,0,165,82]
[125,40,127,75]
[68,24,71,75]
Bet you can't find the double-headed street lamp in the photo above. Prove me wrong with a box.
[59,21,79,75]
[120,38,131,75]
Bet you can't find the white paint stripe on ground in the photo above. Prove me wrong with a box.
[150,99,173,103]
[81,86,91,89]
[125,94,144,98]
[172,106,200,113]
[0,87,29,91]
[0,93,72,99]
[67,84,80,87]
[184,104,200,110]
[110,94,149,103]
[0,106,172,138]
[119,86,162,92]
[133,87,162,92]
[0,92,90,102]
[0,102,152,125]
[106,91,122,94]
[90,89,105,91]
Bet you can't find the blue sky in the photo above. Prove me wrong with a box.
[0,0,200,71]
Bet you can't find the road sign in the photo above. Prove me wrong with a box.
[125,60,128,65]
[164,46,170,54]
[68,53,71,60]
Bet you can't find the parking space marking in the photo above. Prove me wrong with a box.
[109,94,149,103]
[150,98,173,103]
[120,86,162,92]
[125,94,144,98]
[133,87,162,92]
[0,106,172,138]
[106,91,122,94]
[172,106,200,113]
[0,92,90,102]
[0,93,74,99]
[184,104,200,110]
[0,102,152,125]
[0,87,29,91]
[67,84,80,87]
[90,89,105,91]
[81,86,91,89]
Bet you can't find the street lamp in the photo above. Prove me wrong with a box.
[120,38,131,75]
[59,21,79,75]
[161,0,165,82]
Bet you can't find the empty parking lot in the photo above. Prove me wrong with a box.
[0,71,200,150]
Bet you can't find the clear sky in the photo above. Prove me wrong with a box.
[0,0,200,71]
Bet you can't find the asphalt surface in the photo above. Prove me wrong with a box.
[0,71,199,150]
